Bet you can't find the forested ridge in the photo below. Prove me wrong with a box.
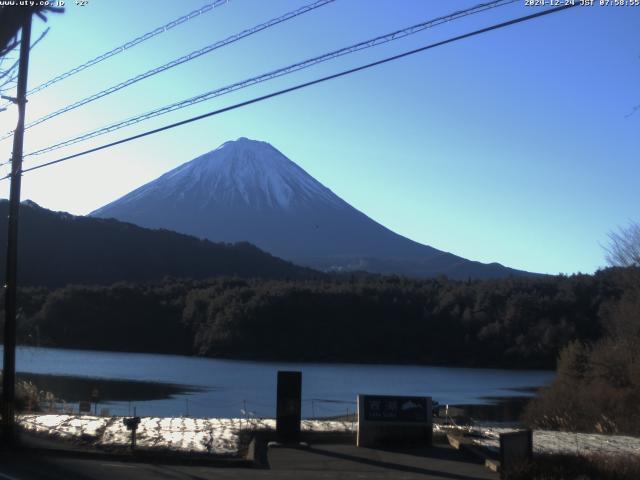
[0,200,318,287]
[2,267,633,369]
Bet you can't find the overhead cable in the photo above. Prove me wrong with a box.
[28,0,231,96]
[0,0,335,140]
[3,2,577,179]
[23,0,518,158]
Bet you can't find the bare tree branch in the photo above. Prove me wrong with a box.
[0,6,62,57]
[0,57,19,82]
[0,24,51,110]
[605,222,640,267]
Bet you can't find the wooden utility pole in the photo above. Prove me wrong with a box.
[2,11,32,445]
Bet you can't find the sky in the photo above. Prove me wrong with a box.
[0,0,637,275]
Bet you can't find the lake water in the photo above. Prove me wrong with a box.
[6,346,555,419]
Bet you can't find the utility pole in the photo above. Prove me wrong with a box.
[2,11,32,446]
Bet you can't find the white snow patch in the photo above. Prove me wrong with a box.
[18,414,356,456]
[24,414,638,459]
[436,424,640,458]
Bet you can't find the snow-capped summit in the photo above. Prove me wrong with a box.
[133,137,344,211]
[91,138,530,279]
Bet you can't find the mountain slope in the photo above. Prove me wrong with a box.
[0,200,317,287]
[92,137,532,279]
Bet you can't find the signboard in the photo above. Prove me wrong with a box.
[363,395,430,423]
[123,417,141,431]
[276,371,302,443]
[357,394,432,448]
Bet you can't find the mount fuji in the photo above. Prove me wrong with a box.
[91,137,530,279]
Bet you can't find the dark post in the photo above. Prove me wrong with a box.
[276,371,302,443]
[123,416,141,450]
[90,388,99,415]
[1,11,32,445]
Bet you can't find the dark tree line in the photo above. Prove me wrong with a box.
[4,267,634,370]
[181,270,621,368]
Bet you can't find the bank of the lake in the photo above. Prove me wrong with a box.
[6,346,554,420]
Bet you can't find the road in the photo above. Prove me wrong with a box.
[0,442,497,480]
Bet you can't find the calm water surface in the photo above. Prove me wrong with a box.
[6,346,555,419]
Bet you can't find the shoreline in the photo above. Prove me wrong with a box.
[7,344,557,372]
[9,346,553,421]
[20,374,538,423]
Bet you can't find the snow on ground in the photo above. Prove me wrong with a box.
[22,415,638,459]
[18,415,356,456]
[475,427,640,457]
[435,424,640,458]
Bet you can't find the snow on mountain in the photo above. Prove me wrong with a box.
[91,137,532,279]
[113,137,344,211]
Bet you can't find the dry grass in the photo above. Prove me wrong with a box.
[1,372,54,412]
[523,338,640,435]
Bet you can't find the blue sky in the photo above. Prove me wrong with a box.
[0,0,637,275]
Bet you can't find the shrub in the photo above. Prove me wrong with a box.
[523,281,640,434]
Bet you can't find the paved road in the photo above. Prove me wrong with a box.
[0,442,497,480]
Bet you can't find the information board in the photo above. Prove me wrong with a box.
[357,394,433,447]
[363,395,430,423]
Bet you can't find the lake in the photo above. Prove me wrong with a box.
[6,346,555,420]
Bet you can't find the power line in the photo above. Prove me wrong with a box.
[3,2,576,180]
[22,0,518,159]
[0,0,230,111]
[0,0,336,140]
[28,0,230,96]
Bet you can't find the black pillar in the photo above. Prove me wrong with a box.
[2,11,32,446]
[276,371,302,443]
